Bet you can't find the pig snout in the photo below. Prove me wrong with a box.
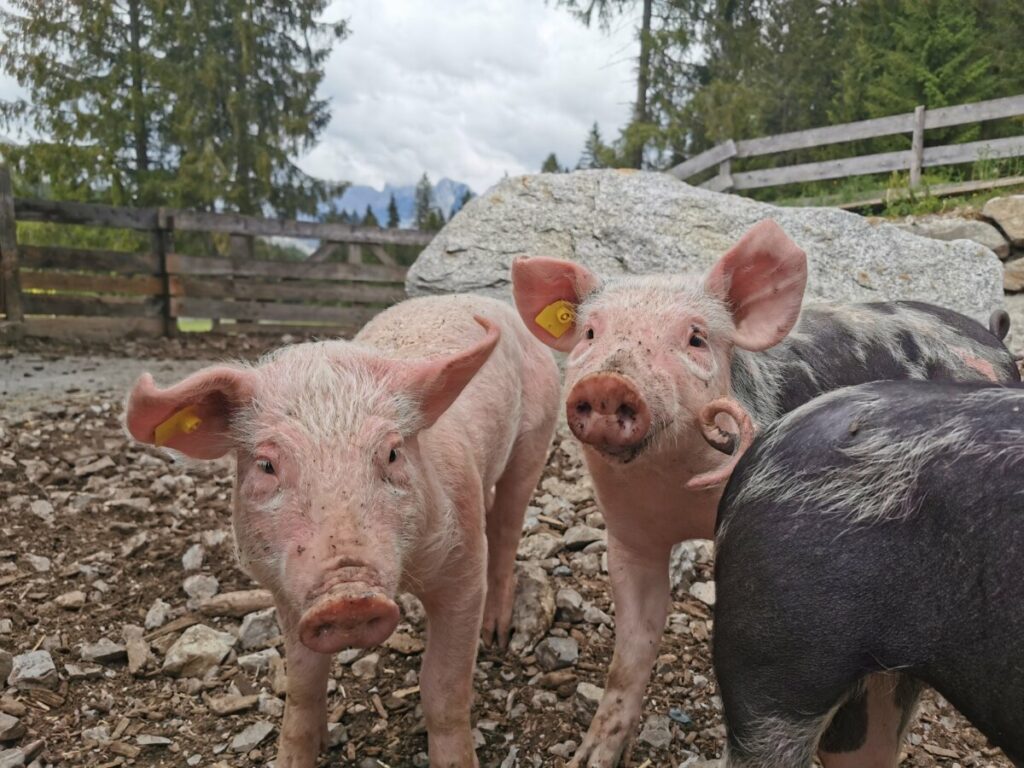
[298,567,400,653]
[567,373,652,455]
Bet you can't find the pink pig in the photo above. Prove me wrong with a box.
[511,220,806,767]
[125,295,560,767]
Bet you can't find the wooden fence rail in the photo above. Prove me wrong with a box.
[668,93,1024,195]
[0,176,434,341]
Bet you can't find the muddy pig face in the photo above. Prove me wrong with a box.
[125,320,498,653]
[511,220,806,464]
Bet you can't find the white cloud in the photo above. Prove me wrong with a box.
[0,1,638,193]
[301,0,637,192]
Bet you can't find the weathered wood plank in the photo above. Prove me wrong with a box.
[14,198,159,230]
[700,172,735,193]
[166,252,406,283]
[19,245,162,275]
[24,315,164,340]
[926,94,1024,131]
[171,297,380,325]
[22,292,166,318]
[308,242,341,263]
[734,114,916,158]
[922,135,1024,168]
[370,245,397,267]
[208,321,362,338]
[910,105,926,188]
[168,275,404,304]
[668,140,737,180]
[731,149,911,190]
[161,208,434,246]
[20,270,163,295]
[0,164,22,322]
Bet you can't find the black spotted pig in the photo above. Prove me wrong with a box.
[510,220,1019,767]
[713,380,1024,768]
[125,295,560,768]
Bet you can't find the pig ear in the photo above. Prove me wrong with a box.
[125,366,256,459]
[401,316,501,428]
[511,256,601,352]
[704,220,807,351]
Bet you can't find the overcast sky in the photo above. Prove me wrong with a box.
[302,0,638,193]
[0,1,638,195]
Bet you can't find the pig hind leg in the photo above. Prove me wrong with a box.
[481,424,555,648]
[818,672,922,768]
[723,672,920,768]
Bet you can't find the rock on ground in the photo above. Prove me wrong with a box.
[508,563,556,655]
[7,651,57,691]
[162,624,235,678]
[983,195,1024,248]
[406,169,1004,324]
[893,216,1010,260]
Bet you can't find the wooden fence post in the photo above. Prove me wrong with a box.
[228,233,255,329]
[910,105,926,189]
[152,211,174,337]
[0,162,24,335]
[717,158,733,191]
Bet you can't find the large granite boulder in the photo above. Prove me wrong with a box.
[406,170,1003,324]
[892,216,1010,260]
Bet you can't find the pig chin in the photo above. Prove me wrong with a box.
[297,565,401,654]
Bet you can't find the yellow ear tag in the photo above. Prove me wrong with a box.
[535,300,576,339]
[154,405,203,447]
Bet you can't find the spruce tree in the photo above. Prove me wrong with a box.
[386,193,400,228]
[414,173,433,230]
[363,204,380,228]
[0,0,347,215]
[541,153,563,173]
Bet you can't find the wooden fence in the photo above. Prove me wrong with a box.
[668,94,1024,197]
[0,166,434,341]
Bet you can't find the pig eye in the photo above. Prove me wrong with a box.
[256,458,275,475]
[388,448,399,464]
[585,328,595,340]
[689,334,706,348]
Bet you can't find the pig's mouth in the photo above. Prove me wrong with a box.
[586,419,668,465]
[299,565,400,654]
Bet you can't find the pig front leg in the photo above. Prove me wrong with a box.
[419,555,487,768]
[275,602,331,768]
[482,426,554,649]
[570,535,671,768]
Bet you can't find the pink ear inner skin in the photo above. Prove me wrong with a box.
[511,256,601,352]
[125,366,255,459]
[705,220,807,352]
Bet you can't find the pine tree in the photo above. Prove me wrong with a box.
[362,204,380,228]
[541,153,563,173]
[0,0,347,215]
[0,0,165,204]
[579,123,617,169]
[414,173,433,230]
[424,208,446,232]
[557,0,653,168]
[386,193,400,228]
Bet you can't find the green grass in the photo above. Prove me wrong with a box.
[177,317,213,333]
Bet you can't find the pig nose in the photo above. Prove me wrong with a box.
[566,373,651,450]
[298,591,400,654]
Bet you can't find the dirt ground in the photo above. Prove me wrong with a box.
[0,334,1013,767]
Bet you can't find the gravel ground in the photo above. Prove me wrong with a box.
[0,334,1013,767]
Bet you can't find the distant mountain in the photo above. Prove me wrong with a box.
[330,178,473,228]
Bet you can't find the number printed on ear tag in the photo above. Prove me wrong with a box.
[534,300,576,339]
